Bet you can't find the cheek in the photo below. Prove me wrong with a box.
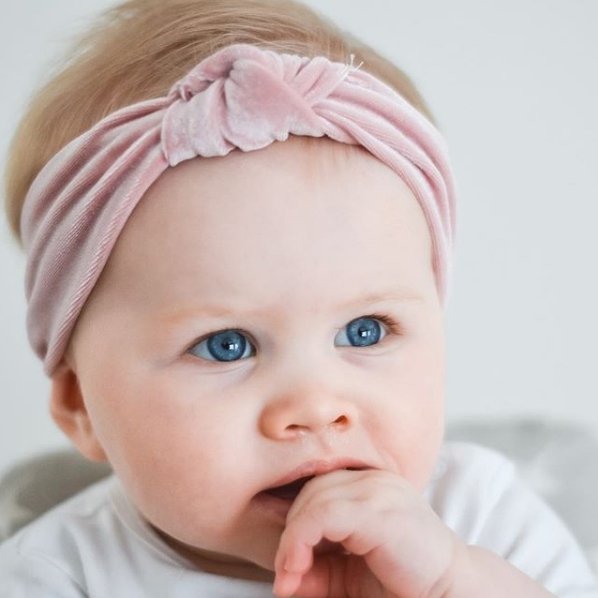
[102,392,255,546]
[376,338,445,490]
[85,371,245,509]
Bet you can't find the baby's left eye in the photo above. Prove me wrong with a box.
[335,316,388,348]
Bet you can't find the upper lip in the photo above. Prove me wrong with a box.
[262,457,374,491]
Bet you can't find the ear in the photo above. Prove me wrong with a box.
[50,364,108,463]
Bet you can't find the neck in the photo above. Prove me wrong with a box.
[150,524,275,583]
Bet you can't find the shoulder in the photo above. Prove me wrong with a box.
[434,439,515,478]
[428,441,598,596]
[425,441,516,524]
[0,545,85,597]
[0,475,117,594]
[0,474,273,596]
[426,440,567,541]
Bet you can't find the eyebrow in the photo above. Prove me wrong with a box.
[157,290,424,326]
[337,290,424,310]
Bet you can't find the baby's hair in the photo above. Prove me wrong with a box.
[4,0,433,244]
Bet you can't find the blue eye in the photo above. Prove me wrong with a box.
[188,329,255,362]
[335,316,386,347]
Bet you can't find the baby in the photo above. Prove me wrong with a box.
[1,1,596,597]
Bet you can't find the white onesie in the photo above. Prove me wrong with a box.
[0,442,596,597]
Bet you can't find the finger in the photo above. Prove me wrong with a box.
[275,553,344,598]
[275,537,313,574]
[289,553,383,598]
[274,539,314,597]
[290,553,345,598]
[287,469,375,512]
[286,469,404,526]
[276,499,364,579]
[272,570,303,598]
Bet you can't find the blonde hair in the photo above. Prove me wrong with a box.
[4,0,434,244]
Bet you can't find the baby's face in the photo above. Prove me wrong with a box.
[65,136,445,576]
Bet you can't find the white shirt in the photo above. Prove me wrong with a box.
[1,442,596,597]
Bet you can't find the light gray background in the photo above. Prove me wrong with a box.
[1,0,597,477]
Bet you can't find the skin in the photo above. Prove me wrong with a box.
[50,136,553,596]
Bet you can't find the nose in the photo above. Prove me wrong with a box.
[258,380,358,441]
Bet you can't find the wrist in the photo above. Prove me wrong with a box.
[430,539,472,598]
[441,545,555,598]
[439,543,478,598]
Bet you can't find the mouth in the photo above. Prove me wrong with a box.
[254,459,371,519]
[260,474,316,502]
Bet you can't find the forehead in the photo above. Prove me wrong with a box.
[89,136,436,313]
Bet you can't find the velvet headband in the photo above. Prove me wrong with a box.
[20,43,456,376]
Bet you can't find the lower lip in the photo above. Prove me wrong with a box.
[252,492,294,523]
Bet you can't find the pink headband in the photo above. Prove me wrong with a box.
[21,43,456,376]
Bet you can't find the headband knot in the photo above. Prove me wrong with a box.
[162,45,350,164]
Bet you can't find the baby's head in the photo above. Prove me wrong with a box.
[4,0,454,578]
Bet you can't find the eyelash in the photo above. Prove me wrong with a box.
[366,312,403,336]
[185,312,403,357]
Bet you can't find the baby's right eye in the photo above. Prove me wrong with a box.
[187,329,255,362]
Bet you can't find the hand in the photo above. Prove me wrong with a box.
[272,468,461,598]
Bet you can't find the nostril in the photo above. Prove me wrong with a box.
[283,416,349,434]
[285,424,305,432]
